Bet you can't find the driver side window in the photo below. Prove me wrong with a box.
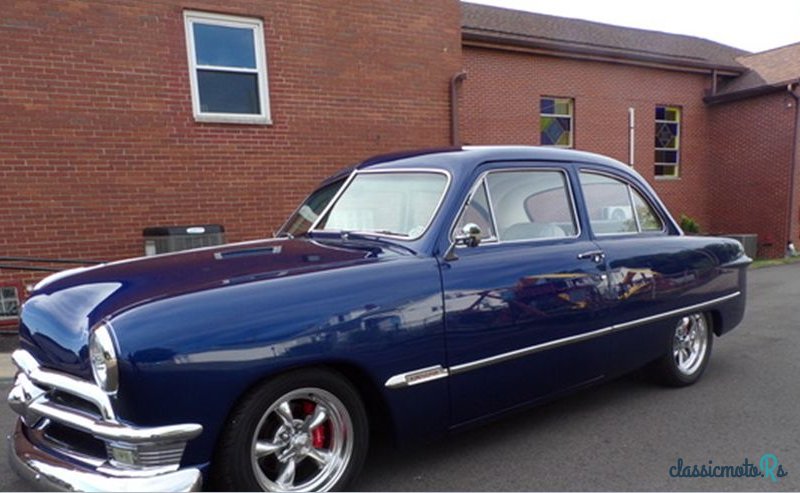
[454,169,577,243]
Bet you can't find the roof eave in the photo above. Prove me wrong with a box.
[705,78,800,105]
[463,29,745,75]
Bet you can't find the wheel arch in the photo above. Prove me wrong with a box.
[320,361,398,444]
[212,360,398,457]
[707,308,723,337]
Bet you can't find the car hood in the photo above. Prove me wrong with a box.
[19,237,406,375]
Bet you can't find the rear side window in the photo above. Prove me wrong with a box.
[579,172,663,235]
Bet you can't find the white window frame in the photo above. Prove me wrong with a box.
[184,10,271,125]
[0,286,20,321]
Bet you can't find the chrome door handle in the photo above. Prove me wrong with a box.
[577,250,605,263]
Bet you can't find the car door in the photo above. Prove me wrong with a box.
[441,164,611,426]
[576,169,720,374]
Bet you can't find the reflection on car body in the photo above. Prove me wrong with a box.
[8,146,750,492]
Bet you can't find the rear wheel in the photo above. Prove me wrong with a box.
[651,312,712,386]
[214,369,368,491]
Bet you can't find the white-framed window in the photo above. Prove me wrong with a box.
[0,286,20,320]
[184,11,271,124]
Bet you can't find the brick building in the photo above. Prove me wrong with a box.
[459,4,800,259]
[0,0,462,329]
[1,1,799,330]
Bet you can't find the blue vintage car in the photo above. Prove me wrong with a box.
[8,147,749,491]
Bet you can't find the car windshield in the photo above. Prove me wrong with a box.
[313,171,448,239]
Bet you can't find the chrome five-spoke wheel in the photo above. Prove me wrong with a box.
[672,313,708,376]
[651,312,713,386]
[251,388,353,491]
[213,369,368,492]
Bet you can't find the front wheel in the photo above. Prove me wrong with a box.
[650,312,713,386]
[213,369,368,491]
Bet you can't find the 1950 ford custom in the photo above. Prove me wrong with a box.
[8,146,750,491]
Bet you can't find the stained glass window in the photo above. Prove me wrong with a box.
[540,97,573,147]
[655,105,680,177]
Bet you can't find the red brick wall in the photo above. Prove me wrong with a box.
[461,46,715,231]
[707,93,796,258]
[0,0,462,299]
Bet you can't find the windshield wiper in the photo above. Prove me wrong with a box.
[343,230,407,239]
[312,230,417,254]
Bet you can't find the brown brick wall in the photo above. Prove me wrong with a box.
[707,93,796,258]
[0,0,462,299]
[461,46,716,232]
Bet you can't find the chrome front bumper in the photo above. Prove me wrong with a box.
[9,423,203,492]
[7,349,203,492]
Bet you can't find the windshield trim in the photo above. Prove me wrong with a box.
[275,176,347,238]
[308,168,452,242]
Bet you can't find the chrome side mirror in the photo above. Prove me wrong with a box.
[444,223,482,261]
[458,223,482,248]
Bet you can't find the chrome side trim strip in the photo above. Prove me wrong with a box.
[385,291,740,388]
[384,365,449,389]
[611,291,740,331]
[451,291,740,375]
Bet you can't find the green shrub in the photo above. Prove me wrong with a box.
[680,214,701,234]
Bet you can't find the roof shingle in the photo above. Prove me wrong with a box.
[714,42,800,97]
[461,2,749,72]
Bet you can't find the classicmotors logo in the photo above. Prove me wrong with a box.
[669,454,789,483]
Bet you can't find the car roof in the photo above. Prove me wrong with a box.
[354,145,634,176]
[315,145,680,252]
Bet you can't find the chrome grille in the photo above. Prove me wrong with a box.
[9,349,202,473]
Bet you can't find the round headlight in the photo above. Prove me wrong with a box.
[89,323,119,394]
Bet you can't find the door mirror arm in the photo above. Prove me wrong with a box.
[443,223,482,261]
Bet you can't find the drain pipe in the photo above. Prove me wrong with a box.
[627,107,635,167]
[450,71,467,146]
[787,83,800,247]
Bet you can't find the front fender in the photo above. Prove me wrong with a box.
[108,255,447,466]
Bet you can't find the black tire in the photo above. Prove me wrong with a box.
[212,368,369,492]
[650,312,713,387]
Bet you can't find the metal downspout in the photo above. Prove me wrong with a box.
[787,84,800,247]
[450,71,467,146]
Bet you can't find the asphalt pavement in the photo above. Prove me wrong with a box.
[0,263,798,491]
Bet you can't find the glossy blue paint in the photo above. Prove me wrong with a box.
[13,146,750,483]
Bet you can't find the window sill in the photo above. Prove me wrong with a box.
[193,113,272,125]
[654,175,681,181]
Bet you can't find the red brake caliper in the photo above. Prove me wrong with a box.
[302,401,328,448]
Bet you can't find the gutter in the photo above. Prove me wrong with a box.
[450,70,467,146]
[704,82,789,105]
[462,30,745,75]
